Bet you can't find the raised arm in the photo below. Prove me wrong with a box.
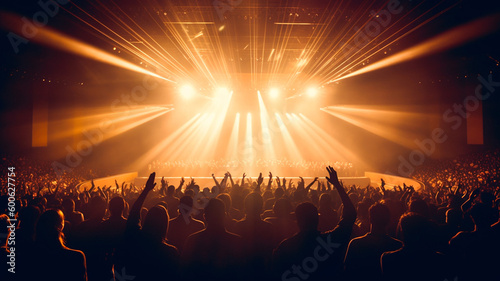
[326,166,356,225]
[228,172,235,188]
[266,172,273,190]
[255,173,264,193]
[461,187,480,213]
[305,177,319,192]
[176,177,184,196]
[127,172,156,227]
[212,173,221,189]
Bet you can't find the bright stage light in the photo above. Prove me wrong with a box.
[306,87,318,97]
[179,84,196,99]
[269,88,280,99]
[215,87,230,99]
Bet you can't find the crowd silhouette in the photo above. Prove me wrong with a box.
[1,151,500,281]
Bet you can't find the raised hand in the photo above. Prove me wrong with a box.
[177,177,185,193]
[227,172,235,188]
[257,172,264,186]
[267,172,273,190]
[145,172,157,192]
[326,166,341,187]
[297,177,304,189]
[188,177,195,188]
[161,176,168,188]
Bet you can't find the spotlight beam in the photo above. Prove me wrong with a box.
[329,14,500,83]
[0,12,176,83]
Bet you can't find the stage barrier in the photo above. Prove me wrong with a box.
[364,171,425,191]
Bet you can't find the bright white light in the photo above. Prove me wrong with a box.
[215,87,230,99]
[269,88,280,98]
[306,87,318,97]
[180,84,195,99]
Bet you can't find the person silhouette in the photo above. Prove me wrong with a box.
[115,172,179,281]
[167,195,205,253]
[233,192,274,280]
[182,198,244,281]
[26,209,87,281]
[344,202,403,281]
[273,166,356,281]
[381,212,451,281]
[318,193,339,232]
[264,198,298,247]
[449,202,500,281]
[100,196,127,278]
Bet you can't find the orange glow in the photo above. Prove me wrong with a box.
[331,15,500,83]
[0,12,176,83]
[320,106,429,149]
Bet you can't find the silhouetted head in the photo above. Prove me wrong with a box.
[319,193,332,209]
[409,198,430,218]
[109,196,125,217]
[62,198,75,213]
[19,205,41,231]
[167,185,176,196]
[204,198,226,227]
[263,190,273,202]
[179,195,194,210]
[369,202,391,227]
[89,196,107,220]
[399,212,431,247]
[178,195,194,217]
[47,197,61,209]
[142,205,169,243]
[445,208,462,226]
[184,189,195,198]
[447,194,461,209]
[470,203,492,228]
[216,193,232,212]
[273,198,292,218]
[295,202,319,232]
[274,188,284,199]
[35,209,65,248]
[31,197,47,213]
[480,191,495,205]
[244,192,264,217]
[349,193,359,206]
